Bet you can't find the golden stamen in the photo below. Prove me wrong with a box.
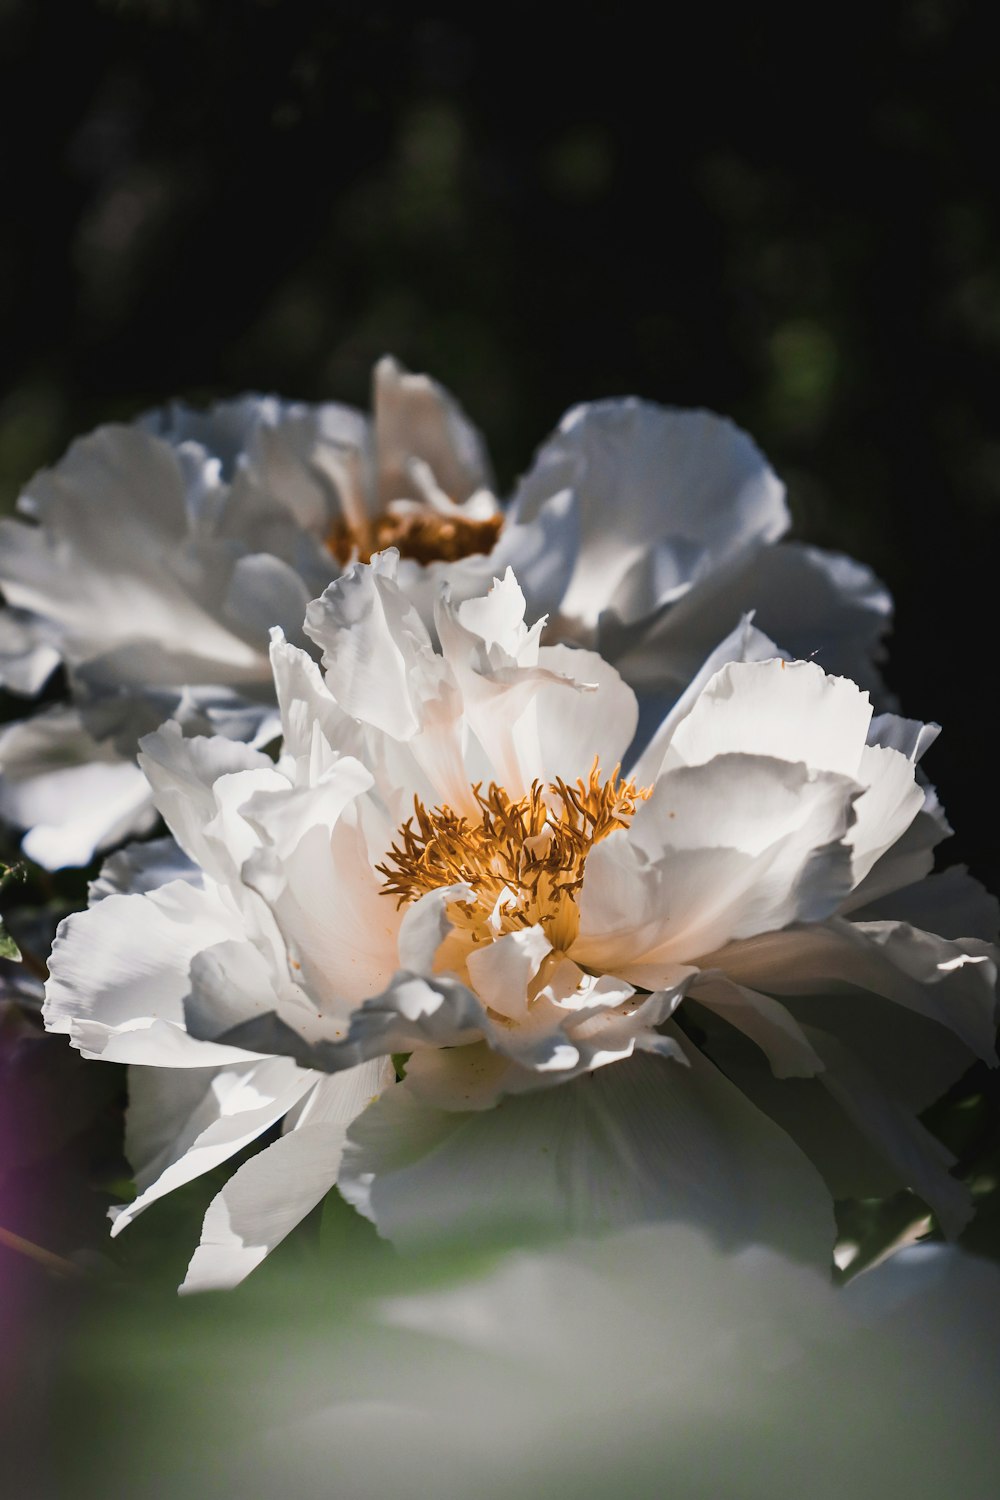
[377,760,650,952]
[328,508,504,567]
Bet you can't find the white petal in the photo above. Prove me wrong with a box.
[534,644,638,781]
[687,975,826,1079]
[305,553,431,739]
[629,613,781,785]
[382,488,578,647]
[853,866,1000,943]
[664,658,873,778]
[480,487,579,624]
[73,671,279,765]
[576,757,857,970]
[237,751,374,867]
[223,552,312,643]
[373,356,494,507]
[305,560,467,807]
[400,975,686,1113]
[340,1042,833,1262]
[335,973,488,1064]
[632,753,856,862]
[268,629,361,764]
[843,797,950,912]
[230,395,369,535]
[396,884,472,974]
[113,1056,316,1234]
[847,744,923,887]
[435,573,591,796]
[709,917,998,1063]
[466,926,553,1022]
[181,1059,391,1292]
[511,400,787,631]
[398,1041,518,1112]
[868,712,939,762]
[43,880,255,1066]
[184,936,294,1049]
[246,814,400,1010]
[0,608,60,694]
[283,1057,395,1129]
[137,721,279,883]
[0,707,157,869]
[89,835,200,902]
[615,540,890,701]
[452,567,535,655]
[0,424,264,672]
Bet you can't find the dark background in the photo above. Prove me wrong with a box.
[3,2,998,890]
[2,0,1000,1271]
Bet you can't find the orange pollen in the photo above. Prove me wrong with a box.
[377,760,651,950]
[328,507,504,567]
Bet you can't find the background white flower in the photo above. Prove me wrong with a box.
[0,361,499,867]
[43,559,995,1287]
[511,396,892,709]
[2,364,889,868]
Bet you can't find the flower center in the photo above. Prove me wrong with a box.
[328,508,504,567]
[377,761,650,952]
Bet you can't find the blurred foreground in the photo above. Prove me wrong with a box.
[6,1212,1000,1500]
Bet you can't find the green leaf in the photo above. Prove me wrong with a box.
[0,920,21,962]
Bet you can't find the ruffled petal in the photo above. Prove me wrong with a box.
[847,744,923,887]
[340,1040,834,1263]
[304,551,441,741]
[387,489,579,645]
[0,607,60,694]
[576,756,857,970]
[534,644,638,783]
[0,706,157,869]
[852,866,1000,943]
[689,974,826,1079]
[466,925,553,1023]
[708,916,998,1063]
[89,836,200,902]
[373,356,494,508]
[629,613,781,784]
[43,880,257,1066]
[0,424,268,676]
[244,813,399,1012]
[112,1056,317,1235]
[334,973,488,1064]
[663,658,873,779]
[611,540,890,701]
[181,1059,392,1292]
[137,721,279,884]
[511,399,787,631]
[268,629,361,765]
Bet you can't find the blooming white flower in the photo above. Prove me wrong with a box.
[43,557,995,1289]
[2,362,888,868]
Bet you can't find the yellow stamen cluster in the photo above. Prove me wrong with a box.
[378,761,650,952]
[328,508,504,567]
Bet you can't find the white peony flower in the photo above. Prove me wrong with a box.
[2,362,888,868]
[43,557,995,1289]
